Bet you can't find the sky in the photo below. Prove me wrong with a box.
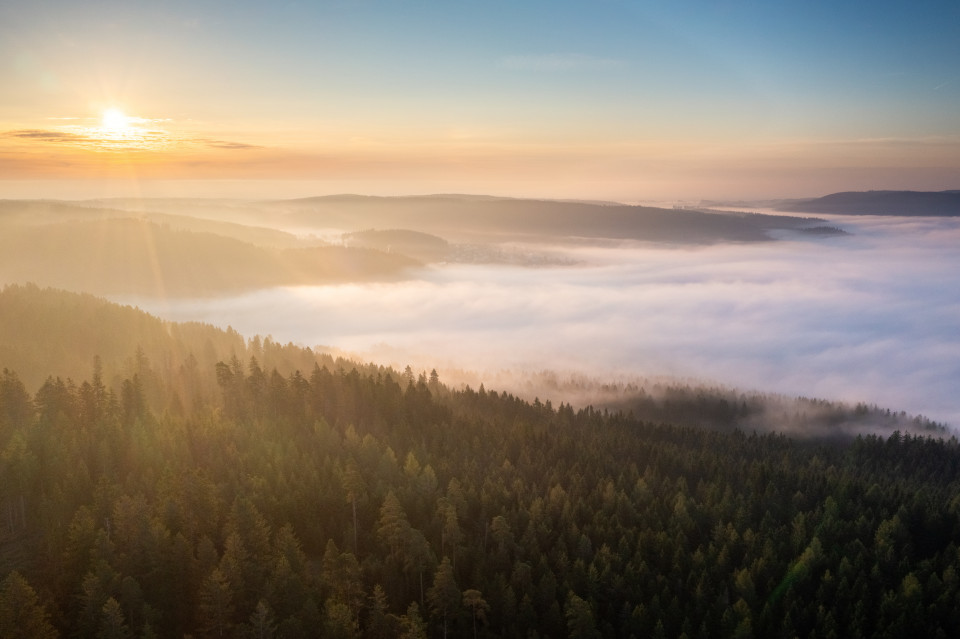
[1,0,959,201]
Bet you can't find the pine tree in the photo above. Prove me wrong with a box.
[342,457,365,556]
[565,592,600,639]
[97,597,131,639]
[0,572,58,639]
[427,557,460,639]
[462,589,490,639]
[377,491,411,561]
[198,568,234,638]
[247,599,276,639]
[399,602,428,639]
[365,585,394,639]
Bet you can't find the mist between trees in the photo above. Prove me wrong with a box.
[1,285,960,638]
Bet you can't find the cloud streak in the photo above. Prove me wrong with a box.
[5,129,86,141]
[4,125,173,151]
[5,126,262,155]
[202,139,264,150]
[117,214,960,429]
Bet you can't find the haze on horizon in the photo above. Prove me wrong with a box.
[2,0,959,202]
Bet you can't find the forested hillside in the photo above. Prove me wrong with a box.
[90,195,829,245]
[0,203,420,297]
[1,286,959,638]
[270,195,819,244]
[778,191,960,216]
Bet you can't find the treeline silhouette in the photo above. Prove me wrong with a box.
[1,286,959,638]
[779,190,960,217]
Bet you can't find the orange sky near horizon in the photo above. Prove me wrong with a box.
[2,1,958,201]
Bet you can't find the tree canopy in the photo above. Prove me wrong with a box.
[1,286,959,638]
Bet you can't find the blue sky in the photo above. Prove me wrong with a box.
[1,0,958,199]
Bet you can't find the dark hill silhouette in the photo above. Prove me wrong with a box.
[343,228,451,261]
[271,194,820,243]
[778,190,960,216]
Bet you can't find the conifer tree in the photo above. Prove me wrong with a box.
[97,597,131,639]
[0,571,58,639]
[399,602,428,639]
[198,568,234,638]
[565,592,600,639]
[427,557,460,639]
[462,589,490,639]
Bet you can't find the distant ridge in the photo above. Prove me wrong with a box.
[270,194,823,244]
[779,190,960,216]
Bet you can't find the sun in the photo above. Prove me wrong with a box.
[77,107,169,151]
[101,108,131,131]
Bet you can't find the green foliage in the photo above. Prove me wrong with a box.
[399,602,428,639]
[198,569,234,638]
[427,558,460,638]
[97,597,131,639]
[565,592,600,639]
[2,288,960,637]
[0,572,58,639]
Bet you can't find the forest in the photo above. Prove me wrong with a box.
[775,191,960,217]
[1,284,959,638]
[0,196,835,299]
[71,195,830,245]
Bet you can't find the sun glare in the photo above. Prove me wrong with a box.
[58,107,173,151]
[101,108,130,131]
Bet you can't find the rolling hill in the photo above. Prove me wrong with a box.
[777,190,960,216]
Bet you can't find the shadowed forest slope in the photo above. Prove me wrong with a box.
[271,195,823,243]
[777,190,960,216]
[1,286,959,638]
[78,195,828,244]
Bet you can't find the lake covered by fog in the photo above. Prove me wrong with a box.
[118,214,960,428]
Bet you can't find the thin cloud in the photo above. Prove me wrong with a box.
[6,124,177,152]
[500,53,624,71]
[204,140,263,150]
[5,129,86,141]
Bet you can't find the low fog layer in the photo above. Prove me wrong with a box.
[118,214,960,428]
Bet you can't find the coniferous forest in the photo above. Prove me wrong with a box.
[1,285,959,638]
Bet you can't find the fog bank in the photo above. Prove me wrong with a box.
[118,215,960,428]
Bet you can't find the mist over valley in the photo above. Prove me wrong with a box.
[13,193,942,431]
